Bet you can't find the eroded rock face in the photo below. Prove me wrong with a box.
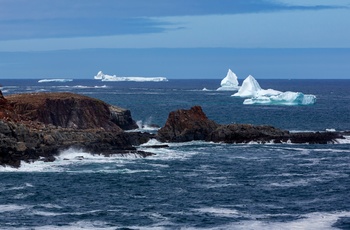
[109,105,138,130]
[157,106,220,142]
[7,92,137,131]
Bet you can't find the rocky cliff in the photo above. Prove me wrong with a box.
[157,106,344,144]
[6,92,138,131]
[0,91,151,167]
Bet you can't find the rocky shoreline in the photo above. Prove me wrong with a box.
[0,91,347,168]
[0,91,155,167]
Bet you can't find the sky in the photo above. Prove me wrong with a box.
[0,0,350,79]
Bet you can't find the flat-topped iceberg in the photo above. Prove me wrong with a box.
[217,69,240,91]
[244,91,317,105]
[233,75,316,105]
[94,71,168,82]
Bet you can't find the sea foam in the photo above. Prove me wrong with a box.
[38,79,73,83]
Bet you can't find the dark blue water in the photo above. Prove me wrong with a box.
[0,79,350,229]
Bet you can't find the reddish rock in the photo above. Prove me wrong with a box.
[156,106,220,142]
[7,92,137,131]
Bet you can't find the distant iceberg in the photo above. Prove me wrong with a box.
[217,69,240,91]
[38,79,73,83]
[94,71,168,82]
[243,91,317,105]
[233,75,316,105]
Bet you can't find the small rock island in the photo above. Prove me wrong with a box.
[156,106,344,144]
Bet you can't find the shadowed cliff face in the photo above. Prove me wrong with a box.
[0,90,18,121]
[6,92,137,131]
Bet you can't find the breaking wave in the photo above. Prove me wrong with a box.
[38,79,73,83]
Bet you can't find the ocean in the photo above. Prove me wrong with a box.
[0,79,349,229]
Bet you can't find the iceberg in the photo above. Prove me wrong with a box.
[217,69,240,91]
[233,75,316,106]
[232,75,281,98]
[243,91,317,105]
[94,71,168,82]
[232,75,261,97]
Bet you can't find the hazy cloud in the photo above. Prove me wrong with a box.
[0,0,345,40]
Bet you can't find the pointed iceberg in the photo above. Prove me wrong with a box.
[233,75,262,97]
[217,69,240,91]
[94,71,105,80]
[233,75,281,98]
[233,75,316,105]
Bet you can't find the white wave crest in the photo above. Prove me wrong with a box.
[140,139,164,147]
[132,118,160,132]
[0,204,29,213]
[227,211,350,230]
[72,85,108,89]
[335,135,350,144]
[194,207,240,217]
[38,79,73,83]
[0,148,147,173]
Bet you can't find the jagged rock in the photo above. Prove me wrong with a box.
[109,105,138,130]
[207,124,290,143]
[156,106,220,142]
[288,131,343,144]
[157,106,344,144]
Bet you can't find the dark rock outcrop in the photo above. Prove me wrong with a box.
[207,124,290,143]
[0,91,151,167]
[157,106,344,144]
[109,105,138,130]
[157,106,220,142]
[7,92,138,131]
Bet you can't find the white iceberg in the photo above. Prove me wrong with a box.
[232,75,261,97]
[233,75,281,98]
[217,69,240,91]
[233,75,316,106]
[243,91,317,105]
[94,71,168,82]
